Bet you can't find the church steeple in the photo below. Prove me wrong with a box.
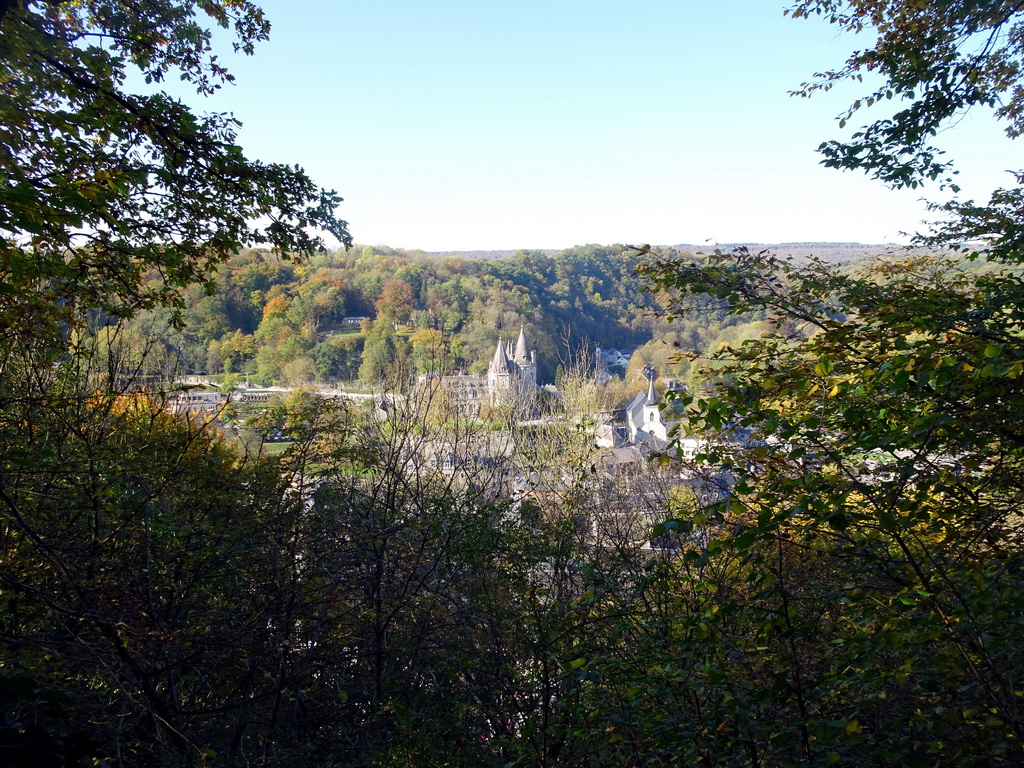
[644,375,657,406]
[642,363,657,405]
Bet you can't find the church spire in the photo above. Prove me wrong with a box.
[643,363,657,405]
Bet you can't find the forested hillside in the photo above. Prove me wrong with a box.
[142,241,957,391]
[142,243,774,388]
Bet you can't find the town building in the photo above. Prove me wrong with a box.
[168,390,227,417]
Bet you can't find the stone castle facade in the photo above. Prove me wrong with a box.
[486,325,537,404]
[420,326,538,416]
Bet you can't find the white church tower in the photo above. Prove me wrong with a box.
[626,364,671,445]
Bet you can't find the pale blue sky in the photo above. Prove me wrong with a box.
[179,0,1019,250]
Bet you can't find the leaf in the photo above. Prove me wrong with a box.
[733,530,759,549]
[877,510,898,531]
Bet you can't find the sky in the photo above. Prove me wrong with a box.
[170,0,1020,251]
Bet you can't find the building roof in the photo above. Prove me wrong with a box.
[490,336,511,374]
[644,376,657,406]
[514,325,531,364]
[625,390,648,426]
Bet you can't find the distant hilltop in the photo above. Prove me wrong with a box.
[671,242,916,263]
[427,249,559,260]
[426,242,917,263]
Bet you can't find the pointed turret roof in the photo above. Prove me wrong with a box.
[490,337,511,373]
[513,325,531,364]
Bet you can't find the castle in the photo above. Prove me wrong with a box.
[420,325,538,416]
[487,325,537,403]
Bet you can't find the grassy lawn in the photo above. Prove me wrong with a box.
[259,440,294,456]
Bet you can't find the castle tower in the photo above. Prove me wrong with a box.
[512,325,537,390]
[486,327,539,408]
[487,336,512,403]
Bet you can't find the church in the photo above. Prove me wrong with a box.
[595,365,687,452]
[625,375,671,446]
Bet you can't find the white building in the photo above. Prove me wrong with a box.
[625,377,669,446]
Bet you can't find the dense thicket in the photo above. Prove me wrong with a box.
[623,0,1024,762]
